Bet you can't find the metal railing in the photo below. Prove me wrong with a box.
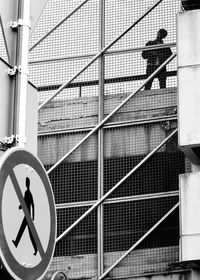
[46,52,176,175]
[38,0,166,111]
[36,0,180,277]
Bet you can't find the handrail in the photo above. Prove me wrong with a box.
[38,0,165,111]
[37,70,176,93]
[29,0,90,52]
[56,127,178,243]
[29,42,176,64]
[98,202,179,280]
[55,191,179,209]
[47,52,176,175]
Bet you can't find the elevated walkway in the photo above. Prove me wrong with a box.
[38,87,177,133]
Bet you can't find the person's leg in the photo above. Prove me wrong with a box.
[145,64,154,90]
[158,69,166,89]
[28,226,38,255]
[12,218,27,247]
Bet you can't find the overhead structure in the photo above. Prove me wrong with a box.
[178,9,200,265]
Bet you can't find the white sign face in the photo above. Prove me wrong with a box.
[0,148,56,280]
[3,164,51,266]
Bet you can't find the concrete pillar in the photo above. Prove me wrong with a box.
[191,269,200,280]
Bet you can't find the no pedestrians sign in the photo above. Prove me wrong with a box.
[0,147,56,280]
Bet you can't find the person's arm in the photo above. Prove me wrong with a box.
[168,47,173,57]
[142,41,151,59]
[32,202,35,221]
[31,195,35,221]
[158,46,173,63]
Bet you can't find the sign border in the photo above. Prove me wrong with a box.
[0,147,56,280]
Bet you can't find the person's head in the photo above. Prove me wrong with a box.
[157,29,168,40]
[26,177,30,189]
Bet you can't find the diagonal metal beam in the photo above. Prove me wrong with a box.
[38,0,165,111]
[47,52,176,175]
[98,202,179,280]
[56,128,178,243]
[0,17,10,62]
[29,0,90,52]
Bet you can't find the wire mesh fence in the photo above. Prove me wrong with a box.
[104,197,179,277]
[34,0,184,279]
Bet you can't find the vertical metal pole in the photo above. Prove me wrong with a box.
[14,0,31,147]
[98,0,105,276]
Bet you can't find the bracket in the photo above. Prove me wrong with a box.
[9,21,19,30]
[7,65,29,77]
[10,19,31,30]
[7,66,18,77]
[0,135,16,151]
[18,65,29,76]
[16,135,27,146]
[4,135,16,145]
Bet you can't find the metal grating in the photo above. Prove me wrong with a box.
[34,1,183,279]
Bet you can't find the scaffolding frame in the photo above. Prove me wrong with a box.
[33,0,181,277]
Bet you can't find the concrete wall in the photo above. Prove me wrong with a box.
[38,88,177,165]
[38,88,177,132]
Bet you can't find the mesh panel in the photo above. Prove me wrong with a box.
[105,0,179,50]
[108,206,179,277]
[39,133,98,204]
[104,196,178,252]
[104,125,184,198]
[45,208,98,279]
[0,26,8,62]
[34,1,182,278]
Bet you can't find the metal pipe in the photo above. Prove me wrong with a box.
[37,70,176,92]
[98,202,179,280]
[29,0,90,52]
[55,191,179,209]
[106,42,176,56]
[14,0,31,147]
[56,128,178,243]
[47,53,176,175]
[29,53,94,65]
[97,0,105,275]
[29,42,176,65]
[38,0,165,111]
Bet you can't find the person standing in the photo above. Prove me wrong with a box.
[142,29,172,90]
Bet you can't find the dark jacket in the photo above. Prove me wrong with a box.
[142,39,172,66]
[182,0,200,11]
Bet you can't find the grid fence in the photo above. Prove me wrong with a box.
[33,0,183,279]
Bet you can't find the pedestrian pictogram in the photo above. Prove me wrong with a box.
[0,147,56,280]
[12,177,38,256]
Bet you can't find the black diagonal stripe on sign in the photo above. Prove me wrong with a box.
[9,169,45,258]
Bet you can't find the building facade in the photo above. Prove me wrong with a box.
[1,0,197,279]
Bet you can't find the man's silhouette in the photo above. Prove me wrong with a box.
[12,177,37,256]
[142,29,172,90]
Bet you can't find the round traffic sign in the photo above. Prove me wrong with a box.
[0,147,56,280]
